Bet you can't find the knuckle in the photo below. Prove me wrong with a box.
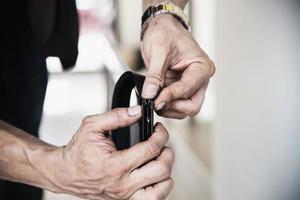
[164,147,175,161]
[112,108,127,127]
[112,184,129,199]
[168,102,177,111]
[182,92,190,99]
[201,58,216,77]
[111,166,123,178]
[147,73,164,86]
[82,115,94,126]
[84,123,95,132]
[102,159,119,177]
[171,180,175,189]
[157,162,171,179]
[188,59,215,82]
[165,87,176,101]
[146,142,161,159]
[109,157,128,177]
[175,81,190,99]
[118,159,131,175]
[185,103,201,117]
[112,108,121,121]
[207,58,216,76]
[169,178,175,189]
[187,110,197,117]
[183,88,195,100]
[176,83,190,99]
[187,109,199,117]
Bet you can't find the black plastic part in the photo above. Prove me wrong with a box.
[111,71,154,150]
[141,99,154,141]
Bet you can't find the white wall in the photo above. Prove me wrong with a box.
[213,0,300,200]
[117,0,142,48]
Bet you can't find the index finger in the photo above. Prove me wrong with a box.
[154,62,212,110]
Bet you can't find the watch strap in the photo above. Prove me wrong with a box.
[141,3,190,40]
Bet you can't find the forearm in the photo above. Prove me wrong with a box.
[0,120,62,193]
[143,0,188,11]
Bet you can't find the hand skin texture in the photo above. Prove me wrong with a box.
[141,4,216,119]
[0,106,174,200]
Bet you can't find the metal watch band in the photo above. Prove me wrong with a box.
[141,3,190,40]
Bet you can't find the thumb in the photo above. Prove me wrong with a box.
[87,105,142,132]
[142,47,168,99]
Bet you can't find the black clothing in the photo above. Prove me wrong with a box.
[0,0,79,199]
[0,58,47,200]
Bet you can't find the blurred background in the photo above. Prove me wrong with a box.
[40,0,300,200]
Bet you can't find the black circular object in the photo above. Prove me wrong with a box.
[111,71,154,150]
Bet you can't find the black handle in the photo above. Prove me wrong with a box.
[141,99,154,141]
[111,71,154,150]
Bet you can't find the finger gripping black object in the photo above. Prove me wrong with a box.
[111,71,154,150]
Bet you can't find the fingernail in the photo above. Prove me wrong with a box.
[143,84,159,98]
[156,102,166,111]
[128,105,141,116]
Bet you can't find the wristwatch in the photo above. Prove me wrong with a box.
[141,3,190,40]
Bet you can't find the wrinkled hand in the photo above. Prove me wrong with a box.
[52,106,174,200]
[141,14,215,119]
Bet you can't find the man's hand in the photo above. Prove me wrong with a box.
[51,106,174,200]
[141,14,215,119]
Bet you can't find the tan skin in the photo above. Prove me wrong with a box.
[0,106,174,200]
[141,0,215,119]
[0,0,214,199]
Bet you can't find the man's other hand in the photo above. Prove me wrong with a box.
[141,14,215,119]
[51,106,174,200]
